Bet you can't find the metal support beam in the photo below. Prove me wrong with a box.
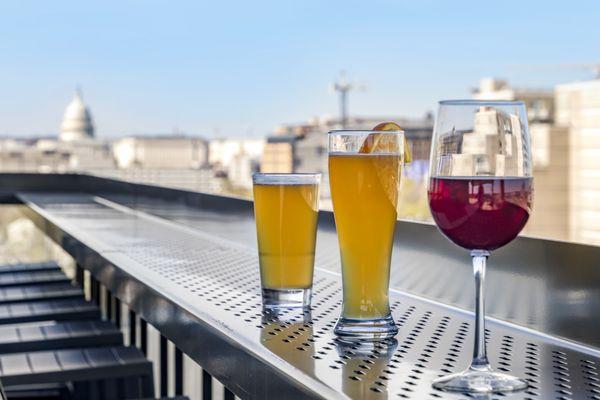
[160,335,168,397]
[129,310,137,347]
[202,370,212,400]
[175,347,183,396]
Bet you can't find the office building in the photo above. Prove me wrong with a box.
[113,136,208,169]
[555,79,600,244]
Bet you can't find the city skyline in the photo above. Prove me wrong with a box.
[1,1,599,138]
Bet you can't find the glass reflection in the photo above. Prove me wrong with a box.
[336,339,398,399]
[260,308,315,373]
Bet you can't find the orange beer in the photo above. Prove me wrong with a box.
[328,154,400,318]
[253,173,320,308]
[329,127,404,340]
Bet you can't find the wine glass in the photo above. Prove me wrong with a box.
[427,100,533,393]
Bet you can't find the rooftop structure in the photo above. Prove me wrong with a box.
[473,77,554,122]
[555,78,600,244]
[263,114,434,175]
[113,135,208,169]
[59,90,95,142]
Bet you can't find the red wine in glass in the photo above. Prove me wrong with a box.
[428,177,533,251]
[428,100,533,394]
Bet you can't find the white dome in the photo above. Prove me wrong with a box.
[59,90,95,142]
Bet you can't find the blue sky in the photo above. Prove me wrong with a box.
[0,0,598,138]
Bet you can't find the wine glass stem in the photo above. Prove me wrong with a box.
[470,249,491,370]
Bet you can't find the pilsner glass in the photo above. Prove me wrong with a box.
[253,173,320,309]
[428,100,533,393]
[328,130,403,341]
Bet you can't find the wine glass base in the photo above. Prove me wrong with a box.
[334,314,398,342]
[432,367,528,394]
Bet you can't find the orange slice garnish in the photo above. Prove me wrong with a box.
[358,121,412,163]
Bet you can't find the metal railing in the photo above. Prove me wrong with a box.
[79,266,236,399]
[5,172,600,399]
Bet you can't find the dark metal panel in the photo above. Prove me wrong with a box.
[224,387,235,400]
[115,297,121,328]
[78,174,255,217]
[0,321,122,353]
[0,262,60,274]
[140,318,148,356]
[105,288,112,321]
[175,347,183,396]
[0,270,70,288]
[92,277,101,306]
[0,346,153,388]
[75,264,84,285]
[202,370,212,400]
[0,298,100,325]
[0,173,81,199]
[160,335,168,397]
[0,283,83,304]
[129,309,137,347]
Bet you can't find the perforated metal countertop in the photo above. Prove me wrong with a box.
[19,192,600,400]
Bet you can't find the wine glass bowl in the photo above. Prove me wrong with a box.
[427,100,533,393]
[428,176,533,251]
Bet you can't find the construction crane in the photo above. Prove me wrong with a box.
[331,72,366,129]
[331,72,354,129]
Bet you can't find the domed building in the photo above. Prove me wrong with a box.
[59,90,95,142]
